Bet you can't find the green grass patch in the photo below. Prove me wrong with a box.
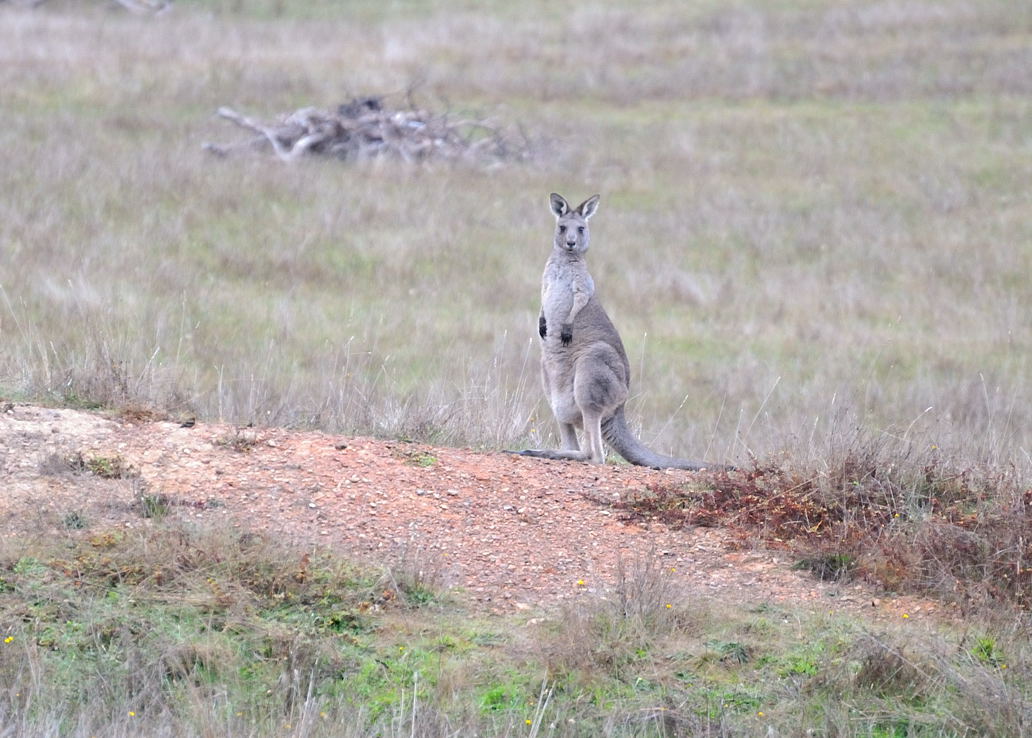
[0,522,1029,735]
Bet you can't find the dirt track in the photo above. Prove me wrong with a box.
[1,403,944,620]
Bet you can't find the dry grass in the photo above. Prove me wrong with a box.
[1,1,1028,484]
[618,434,1032,610]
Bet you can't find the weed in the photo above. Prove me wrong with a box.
[118,404,167,423]
[136,493,171,519]
[391,444,439,468]
[410,452,437,468]
[37,452,81,476]
[214,428,260,452]
[85,454,133,479]
[871,721,913,738]
[537,549,700,685]
[852,636,929,700]
[707,640,751,665]
[699,687,762,718]
[382,544,447,609]
[37,450,133,479]
[971,635,1005,668]
[62,510,88,529]
[793,552,856,582]
[779,651,820,677]
[479,683,520,713]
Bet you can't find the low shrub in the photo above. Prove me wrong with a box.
[617,435,1031,609]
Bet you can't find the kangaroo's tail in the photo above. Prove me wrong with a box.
[602,407,728,471]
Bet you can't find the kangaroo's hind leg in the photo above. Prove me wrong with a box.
[572,349,628,465]
[508,420,591,462]
[580,411,606,464]
[558,422,580,451]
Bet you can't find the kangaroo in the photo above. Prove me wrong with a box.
[513,192,722,470]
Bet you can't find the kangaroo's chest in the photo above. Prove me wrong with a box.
[540,260,592,323]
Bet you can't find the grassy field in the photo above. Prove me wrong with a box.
[1,0,1028,472]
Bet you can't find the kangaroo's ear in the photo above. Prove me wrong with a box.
[577,194,601,219]
[549,193,570,218]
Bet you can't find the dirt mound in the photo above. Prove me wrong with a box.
[0,403,942,619]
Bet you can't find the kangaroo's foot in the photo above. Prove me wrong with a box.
[504,448,598,464]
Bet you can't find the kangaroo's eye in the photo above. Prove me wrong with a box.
[577,226,585,234]
[558,225,566,233]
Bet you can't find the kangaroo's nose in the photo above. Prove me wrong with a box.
[566,240,576,248]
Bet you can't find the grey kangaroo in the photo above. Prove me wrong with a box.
[514,192,721,470]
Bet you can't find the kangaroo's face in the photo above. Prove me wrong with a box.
[549,193,600,256]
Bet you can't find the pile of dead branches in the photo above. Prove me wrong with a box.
[203,97,532,165]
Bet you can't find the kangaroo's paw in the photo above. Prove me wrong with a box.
[560,323,573,345]
[504,448,552,458]
[505,448,592,462]
[538,315,547,339]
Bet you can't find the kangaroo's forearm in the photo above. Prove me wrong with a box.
[565,290,589,325]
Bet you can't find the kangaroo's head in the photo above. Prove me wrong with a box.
[549,193,600,256]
